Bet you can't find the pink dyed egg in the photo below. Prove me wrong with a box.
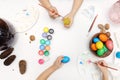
[105,40,113,50]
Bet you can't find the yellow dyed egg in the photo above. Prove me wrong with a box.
[63,18,71,25]
[99,33,109,42]
[96,41,103,49]
[91,43,97,51]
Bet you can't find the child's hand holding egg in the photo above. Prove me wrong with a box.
[63,13,74,28]
[63,18,71,25]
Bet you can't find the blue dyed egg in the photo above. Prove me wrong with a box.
[93,37,100,43]
[61,56,70,63]
[116,51,120,58]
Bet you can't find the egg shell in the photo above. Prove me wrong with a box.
[105,40,113,50]
[99,33,109,42]
[93,37,100,43]
[61,56,70,63]
[97,48,105,56]
[96,41,103,49]
[91,43,97,51]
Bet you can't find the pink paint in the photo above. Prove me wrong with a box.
[38,50,44,55]
[87,60,92,64]
[38,59,44,64]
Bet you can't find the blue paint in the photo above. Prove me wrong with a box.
[45,40,51,45]
[40,45,45,50]
[61,56,70,63]
[80,61,83,64]
[26,12,29,16]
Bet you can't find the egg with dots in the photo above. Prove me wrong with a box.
[90,33,113,58]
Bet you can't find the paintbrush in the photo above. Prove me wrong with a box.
[87,14,98,36]
[90,61,118,71]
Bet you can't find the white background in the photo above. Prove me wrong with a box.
[0,0,120,80]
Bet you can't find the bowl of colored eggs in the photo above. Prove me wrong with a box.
[90,24,114,58]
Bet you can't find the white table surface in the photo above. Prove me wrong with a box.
[0,0,120,80]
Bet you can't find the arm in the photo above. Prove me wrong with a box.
[71,0,83,16]
[36,56,63,80]
[96,60,109,80]
[63,0,83,28]
[39,0,51,10]
[39,0,59,18]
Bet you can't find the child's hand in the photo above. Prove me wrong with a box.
[48,6,60,19]
[63,13,74,28]
[52,56,63,70]
[96,60,108,73]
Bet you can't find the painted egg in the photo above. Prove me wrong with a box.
[99,33,109,42]
[91,43,97,51]
[93,37,100,43]
[105,40,113,50]
[97,49,105,56]
[103,45,108,53]
[63,18,71,25]
[96,41,103,49]
[61,56,70,63]
[116,51,120,58]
